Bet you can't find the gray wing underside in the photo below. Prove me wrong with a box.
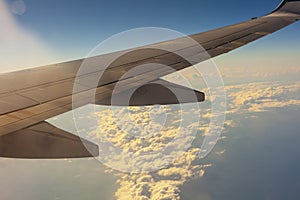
[0,0,299,158]
[0,122,99,158]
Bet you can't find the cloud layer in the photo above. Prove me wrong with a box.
[227,81,300,114]
[108,81,300,199]
[48,79,300,200]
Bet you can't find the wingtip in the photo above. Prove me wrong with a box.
[272,0,300,15]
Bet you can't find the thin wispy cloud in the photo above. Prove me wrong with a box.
[0,0,57,73]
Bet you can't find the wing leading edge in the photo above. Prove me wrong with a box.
[0,0,299,158]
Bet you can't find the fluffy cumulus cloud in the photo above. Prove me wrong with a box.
[86,80,300,200]
[66,103,213,199]
[48,78,300,200]
[226,81,300,114]
[112,149,211,200]
[83,105,202,173]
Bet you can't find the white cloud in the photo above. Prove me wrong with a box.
[112,149,211,200]
[102,81,300,200]
[226,81,300,114]
[49,78,300,200]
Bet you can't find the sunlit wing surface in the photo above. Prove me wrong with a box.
[0,0,299,158]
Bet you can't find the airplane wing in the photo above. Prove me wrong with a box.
[0,0,299,158]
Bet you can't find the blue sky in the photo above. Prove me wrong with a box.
[1,0,300,72]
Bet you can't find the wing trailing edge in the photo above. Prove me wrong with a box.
[0,122,98,159]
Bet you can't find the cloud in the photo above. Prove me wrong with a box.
[48,77,300,200]
[111,149,211,200]
[226,81,300,114]
[52,104,211,199]
[219,65,300,82]
[0,0,57,72]
[215,150,226,156]
[95,81,300,199]
[86,105,201,173]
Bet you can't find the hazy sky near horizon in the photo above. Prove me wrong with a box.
[1,0,300,72]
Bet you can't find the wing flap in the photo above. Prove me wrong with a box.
[97,79,205,106]
[0,122,98,159]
